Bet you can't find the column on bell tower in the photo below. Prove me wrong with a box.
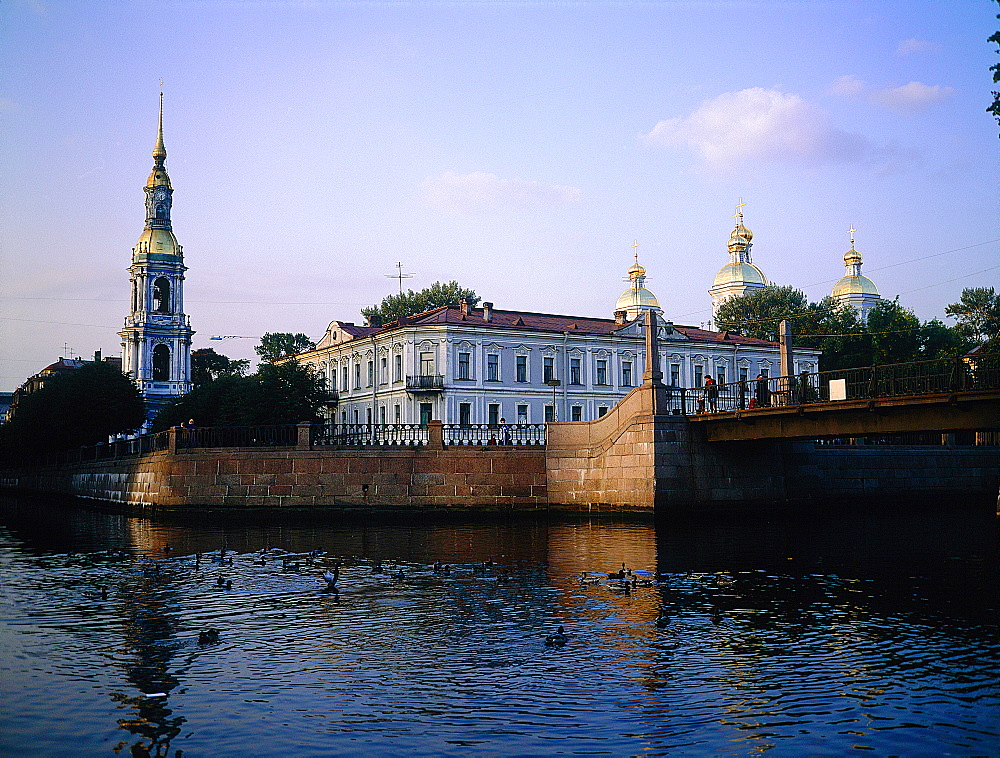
[118,93,194,418]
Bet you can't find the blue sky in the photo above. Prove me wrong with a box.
[2,0,998,391]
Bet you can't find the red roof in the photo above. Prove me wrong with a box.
[358,305,803,349]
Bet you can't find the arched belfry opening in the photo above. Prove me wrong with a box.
[152,344,170,381]
[152,277,171,313]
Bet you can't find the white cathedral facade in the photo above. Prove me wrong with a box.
[118,96,193,417]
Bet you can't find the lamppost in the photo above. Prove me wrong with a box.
[546,378,561,421]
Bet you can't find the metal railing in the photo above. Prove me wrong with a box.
[686,352,1000,414]
[179,425,299,448]
[406,375,445,391]
[311,423,428,447]
[443,423,546,446]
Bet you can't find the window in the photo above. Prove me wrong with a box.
[152,344,170,381]
[516,355,527,383]
[458,352,471,380]
[486,354,499,381]
[379,405,386,424]
[717,367,726,385]
[353,408,359,424]
[597,406,609,418]
[621,361,633,387]
[516,404,528,423]
[367,360,374,387]
[341,410,347,424]
[394,354,402,382]
[366,407,372,424]
[670,364,680,387]
[739,367,748,383]
[341,366,348,391]
[419,403,432,426]
[380,356,387,384]
[459,403,472,427]
[569,358,581,385]
[152,277,170,313]
[420,352,434,376]
[544,405,555,422]
[760,366,770,378]
[596,360,608,386]
[488,403,500,426]
[543,357,554,383]
[354,363,361,389]
[394,404,401,423]
[571,406,582,421]
[694,366,704,387]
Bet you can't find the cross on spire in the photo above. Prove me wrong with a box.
[632,239,640,263]
[734,197,746,224]
[848,226,856,246]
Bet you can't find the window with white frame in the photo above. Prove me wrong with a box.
[571,405,582,421]
[488,403,500,426]
[621,361,633,387]
[354,363,361,389]
[486,353,500,381]
[367,360,374,387]
[596,359,608,385]
[380,356,387,384]
[394,354,402,382]
[516,404,528,423]
[543,356,554,383]
[569,358,581,385]
[420,352,434,376]
[515,355,528,383]
[670,364,680,387]
[694,365,704,387]
[458,352,471,380]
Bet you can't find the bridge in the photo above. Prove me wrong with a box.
[682,352,1000,442]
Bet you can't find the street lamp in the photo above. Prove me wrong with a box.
[546,378,561,421]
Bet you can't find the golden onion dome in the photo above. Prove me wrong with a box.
[713,262,767,287]
[628,260,646,279]
[728,223,753,249]
[615,285,660,313]
[133,227,181,261]
[844,246,862,265]
[832,274,879,298]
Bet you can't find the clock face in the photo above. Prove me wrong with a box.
[153,189,167,201]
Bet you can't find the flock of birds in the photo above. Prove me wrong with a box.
[87,547,744,649]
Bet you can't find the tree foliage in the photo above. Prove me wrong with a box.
[191,348,250,387]
[152,361,331,431]
[945,286,1000,345]
[362,281,478,324]
[254,332,316,363]
[715,286,976,371]
[0,362,146,460]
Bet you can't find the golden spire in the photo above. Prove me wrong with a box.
[152,90,166,163]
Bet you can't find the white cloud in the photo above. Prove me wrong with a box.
[868,81,955,114]
[896,38,940,55]
[642,87,867,171]
[420,171,582,215]
[828,75,866,97]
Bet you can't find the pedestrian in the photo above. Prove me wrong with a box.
[499,417,511,445]
[704,376,719,412]
[755,374,770,407]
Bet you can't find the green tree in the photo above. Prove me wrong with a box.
[152,360,331,431]
[919,318,970,359]
[254,332,316,363]
[714,285,811,341]
[794,298,872,371]
[191,348,250,387]
[866,299,923,365]
[362,281,478,324]
[1,362,146,460]
[945,286,1000,345]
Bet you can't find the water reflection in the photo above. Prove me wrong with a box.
[0,494,997,757]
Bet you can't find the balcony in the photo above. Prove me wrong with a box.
[406,374,445,392]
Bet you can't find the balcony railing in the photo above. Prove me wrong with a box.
[406,375,445,391]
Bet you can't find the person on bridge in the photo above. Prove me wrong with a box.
[756,374,770,407]
[704,376,719,412]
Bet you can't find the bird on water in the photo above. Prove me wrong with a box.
[545,626,570,646]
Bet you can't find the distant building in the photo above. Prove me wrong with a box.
[709,204,769,317]
[6,352,121,421]
[118,95,194,420]
[294,254,819,426]
[831,228,881,320]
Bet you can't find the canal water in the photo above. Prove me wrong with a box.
[1,495,998,757]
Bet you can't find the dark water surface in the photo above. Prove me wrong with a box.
[1,495,998,757]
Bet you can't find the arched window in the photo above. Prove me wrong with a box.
[152,278,170,313]
[152,344,170,381]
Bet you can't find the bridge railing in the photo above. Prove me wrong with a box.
[442,423,546,446]
[688,352,999,414]
[179,425,299,448]
[311,423,429,447]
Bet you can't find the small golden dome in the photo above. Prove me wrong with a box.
[615,286,660,313]
[728,223,753,250]
[844,246,862,265]
[627,260,646,279]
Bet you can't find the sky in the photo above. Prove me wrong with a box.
[2,0,998,392]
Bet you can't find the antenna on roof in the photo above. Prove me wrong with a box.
[386,262,414,295]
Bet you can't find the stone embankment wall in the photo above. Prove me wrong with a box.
[6,422,547,510]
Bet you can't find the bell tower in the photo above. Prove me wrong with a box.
[119,94,194,417]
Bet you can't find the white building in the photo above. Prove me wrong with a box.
[295,255,820,426]
[118,95,194,419]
